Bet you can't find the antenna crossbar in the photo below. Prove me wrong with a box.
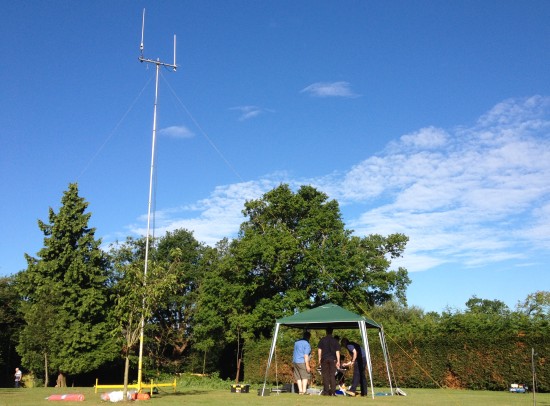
[139,56,177,70]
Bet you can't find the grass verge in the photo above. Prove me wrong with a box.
[0,385,547,406]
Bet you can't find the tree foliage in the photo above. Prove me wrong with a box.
[149,229,207,372]
[366,294,550,392]
[194,184,410,379]
[16,183,116,382]
[0,276,23,384]
[5,182,550,391]
[109,236,180,395]
[465,295,510,316]
[516,291,550,318]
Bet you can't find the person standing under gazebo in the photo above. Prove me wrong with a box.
[317,327,340,396]
[293,331,312,394]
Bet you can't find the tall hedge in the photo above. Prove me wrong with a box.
[371,313,550,391]
[242,315,549,392]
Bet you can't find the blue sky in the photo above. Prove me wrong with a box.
[2,1,550,313]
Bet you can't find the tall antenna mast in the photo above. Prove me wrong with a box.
[136,8,178,393]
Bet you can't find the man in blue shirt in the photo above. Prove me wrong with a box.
[293,331,312,394]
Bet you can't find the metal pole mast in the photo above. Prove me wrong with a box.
[136,8,177,392]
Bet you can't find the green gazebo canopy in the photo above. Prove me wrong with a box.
[263,303,393,398]
[275,303,381,330]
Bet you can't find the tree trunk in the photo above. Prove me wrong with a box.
[235,330,241,384]
[56,372,67,387]
[44,352,49,387]
[235,357,241,384]
[123,354,130,401]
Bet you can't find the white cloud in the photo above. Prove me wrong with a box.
[336,96,550,271]
[476,95,550,128]
[301,81,359,98]
[129,96,550,274]
[129,180,280,245]
[230,105,274,121]
[159,125,194,139]
[398,126,448,149]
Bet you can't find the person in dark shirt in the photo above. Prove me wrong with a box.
[341,337,368,396]
[317,327,340,396]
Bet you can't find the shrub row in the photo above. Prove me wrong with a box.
[242,326,549,392]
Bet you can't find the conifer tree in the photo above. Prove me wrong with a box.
[0,276,23,384]
[17,183,116,384]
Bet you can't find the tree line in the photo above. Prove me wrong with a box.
[0,182,408,387]
[0,183,547,391]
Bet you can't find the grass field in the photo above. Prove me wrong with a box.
[0,386,548,406]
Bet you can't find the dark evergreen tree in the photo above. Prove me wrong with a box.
[16,183,116,385]
[0,276,24,386]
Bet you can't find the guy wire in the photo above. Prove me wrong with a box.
[160,71,244,183]
[77,76,153,180]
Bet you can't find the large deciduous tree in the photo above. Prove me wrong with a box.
[516,291,550,318]
[149,229,207,372]
[465,296,510,316]
[195,184,410,380]
[16,183,116,385]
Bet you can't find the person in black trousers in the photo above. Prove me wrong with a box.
[341,337,368,396]
[317,327,341,396]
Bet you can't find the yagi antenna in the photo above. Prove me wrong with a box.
[138,8,177,71]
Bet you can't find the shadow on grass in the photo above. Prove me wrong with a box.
[153,388,212,397]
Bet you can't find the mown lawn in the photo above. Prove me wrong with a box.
[0,386,548,406]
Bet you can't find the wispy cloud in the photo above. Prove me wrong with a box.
[337,96,550,270]
[230,105,274,121]
[129,96,550,274]
[129,179,283,245]
[159,125,195,139]
[301,81,359,98]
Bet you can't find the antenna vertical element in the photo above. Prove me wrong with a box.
[140,8,145,55]
[136,8,178,394]
[138,8,178,71]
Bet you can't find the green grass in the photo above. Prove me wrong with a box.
[0,386,548,406]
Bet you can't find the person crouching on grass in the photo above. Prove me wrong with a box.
[341,337,368,396]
